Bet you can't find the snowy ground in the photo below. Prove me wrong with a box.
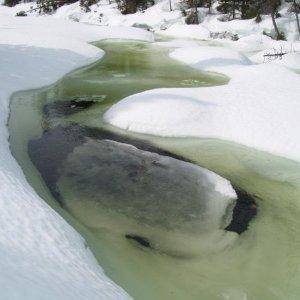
[7,0,300,58]
[52,0,300,42]
[51,0,300,68]
[8,0,300,41]
[0,9,153,300]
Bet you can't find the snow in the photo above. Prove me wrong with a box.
[53,0,182,28]
[105,93,216,133]
[11,0,300,48]
[251,49,300,70]
[46,0,300,46]
[0,15,153,54]
[0,10,153,300]
[38,0,300,68]
[105,47,300,162]
[161,23,211,40]
[277,52,300,69]
[170,46,251,71]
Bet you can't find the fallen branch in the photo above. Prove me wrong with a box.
[263,46,288,62]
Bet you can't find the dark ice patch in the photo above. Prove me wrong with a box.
[226,189,258,234]
[125,234,152,248]
[43,100,96,119]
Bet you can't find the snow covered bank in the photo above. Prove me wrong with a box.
[0,12,153,299]
[251,49,300,70]
[46,0,300,45]
[162,24,211,40]
[105,46,300,162]
[7,0,300,58]
[53,0,182,28]
[34,0,300,72]
[11,0,300,45]
[170,46,251,73]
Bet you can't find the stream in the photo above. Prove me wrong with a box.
[9,39,300,299]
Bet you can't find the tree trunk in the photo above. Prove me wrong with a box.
[232,0,236,19]
[208,0,211,14]
[169,0,172,11]
[271,10,280,39]
[294,0,300,38]
[241,0,246,19]
[194,0,199,24]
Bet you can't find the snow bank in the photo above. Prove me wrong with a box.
[170,46,251,73]
[105,93,217,134]
[17,0,296,49]
[0,11,153,299]
[161,24,211,40]
[53,0,182,28]
[251,50,300,70]
[202,15,258,37]
[0,15,153,54]
[278,52,300,69]
[105,46,300,162]
[44,0,300,64]
[230,33,278,52]
[202,9,300,42]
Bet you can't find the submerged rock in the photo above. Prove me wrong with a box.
[226,189,258,234]
[28,124,188,201]
[125,234,152,248]
[43,100,95,118]
[132,23,153,32]
[43,96,104,119]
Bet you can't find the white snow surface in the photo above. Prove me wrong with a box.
[53,0,182,28]
[8,0,300,48]
[162,23,211,39]
[0,11,153,300]
[170,46,251,71]
[47,0,300,44]
[105,46,300,162]
[251,50,300,70]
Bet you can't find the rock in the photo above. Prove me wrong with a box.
[132,23,153,32]
[43,96,105,119]
[57,138,237,233]
[28,124,257,257]
[160,24,168,31]
[226,189,258,234]
[16,11,27,17]
[28,124,191,204]
[125,234,152,248]
[210,31,239,41]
